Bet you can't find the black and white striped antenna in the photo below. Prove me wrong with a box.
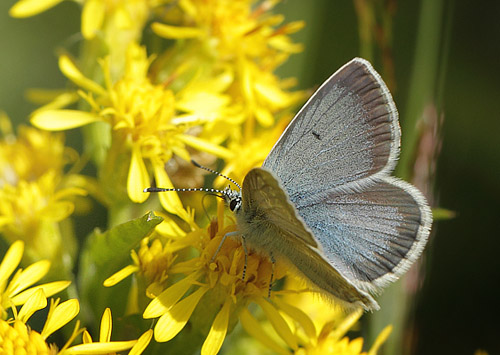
[143,160,241,197]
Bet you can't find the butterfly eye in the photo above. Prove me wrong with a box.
[229,198,240,212]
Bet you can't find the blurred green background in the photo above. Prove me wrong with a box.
[1,0,499,354]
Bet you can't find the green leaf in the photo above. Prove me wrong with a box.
[78,212,163,325]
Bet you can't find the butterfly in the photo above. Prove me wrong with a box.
[147,58,432,311]
[224,58,431,310]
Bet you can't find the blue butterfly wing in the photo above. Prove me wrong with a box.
[262,58,432,290]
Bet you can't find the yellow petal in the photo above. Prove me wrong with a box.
[17,288,47,323]
[255,298,298,350]
[178,0,197,18]
[329,308,363,341]
[0,240,23,286]
[100,308,112,342]
[155,217,186,238]
[178,134,233,160]
[42,299,80,339]
[254,80,292,108]
[201,298,231,355]
[7,260,50,296]
[53,187,88,200]
[176,92,230,115]
[268,36,304,53]
[254,106,274,127]
[59,55,107,96]
[9,0,65,18]
[39,201,74,221]
[28,90,79,109]
[143,274,196,319]
[11,281,71,305]
[103,265,139,287]
[0,216,13,228]
[81,0,105,39]
[31,109,101,131]
[239,308,288,355]
[152,162,189,221]
[129,330,153,355]
[82,330,92,344]
[65,341,137,354]
[273,298,317,341]
[151,22,204,39]
[368,325,393,355]
[282,20,306,34]
[154,287,208,342]
[171,145,191,162]
[241,61,254,102]
[128,145,150,203]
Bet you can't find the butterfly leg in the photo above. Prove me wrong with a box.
[268,253,276,298]
[241,235,248,281]
[210,231,240,262]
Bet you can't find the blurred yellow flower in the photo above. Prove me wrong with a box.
[153,0,306,133]
[0,117,73,186]
[0,171,86,258]
[214,117,289,188]
[0,117,90,262]
[239,292,392,355]
[9,0,153,40]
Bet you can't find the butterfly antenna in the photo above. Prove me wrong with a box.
[143,186,227,197]
[191,159,241,191]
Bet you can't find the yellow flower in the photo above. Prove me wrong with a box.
[1,288,151,355]
[0,318,52,354]
[1,287,80,353]
[31,44,231,219]
[142,201,310,355]
[0,240,70,319]
[103,235,177,301]
[136,198,391,355]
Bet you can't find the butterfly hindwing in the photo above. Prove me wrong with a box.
[295,177,432,293]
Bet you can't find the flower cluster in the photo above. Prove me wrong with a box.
[3,0,392,354]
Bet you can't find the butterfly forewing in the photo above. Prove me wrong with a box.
[240,167,317,248]
[263,58,400,206]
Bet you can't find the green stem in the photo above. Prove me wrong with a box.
[396,0,445,180]
[367,1,446,354]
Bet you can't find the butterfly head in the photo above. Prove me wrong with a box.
[222,186,242,213]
